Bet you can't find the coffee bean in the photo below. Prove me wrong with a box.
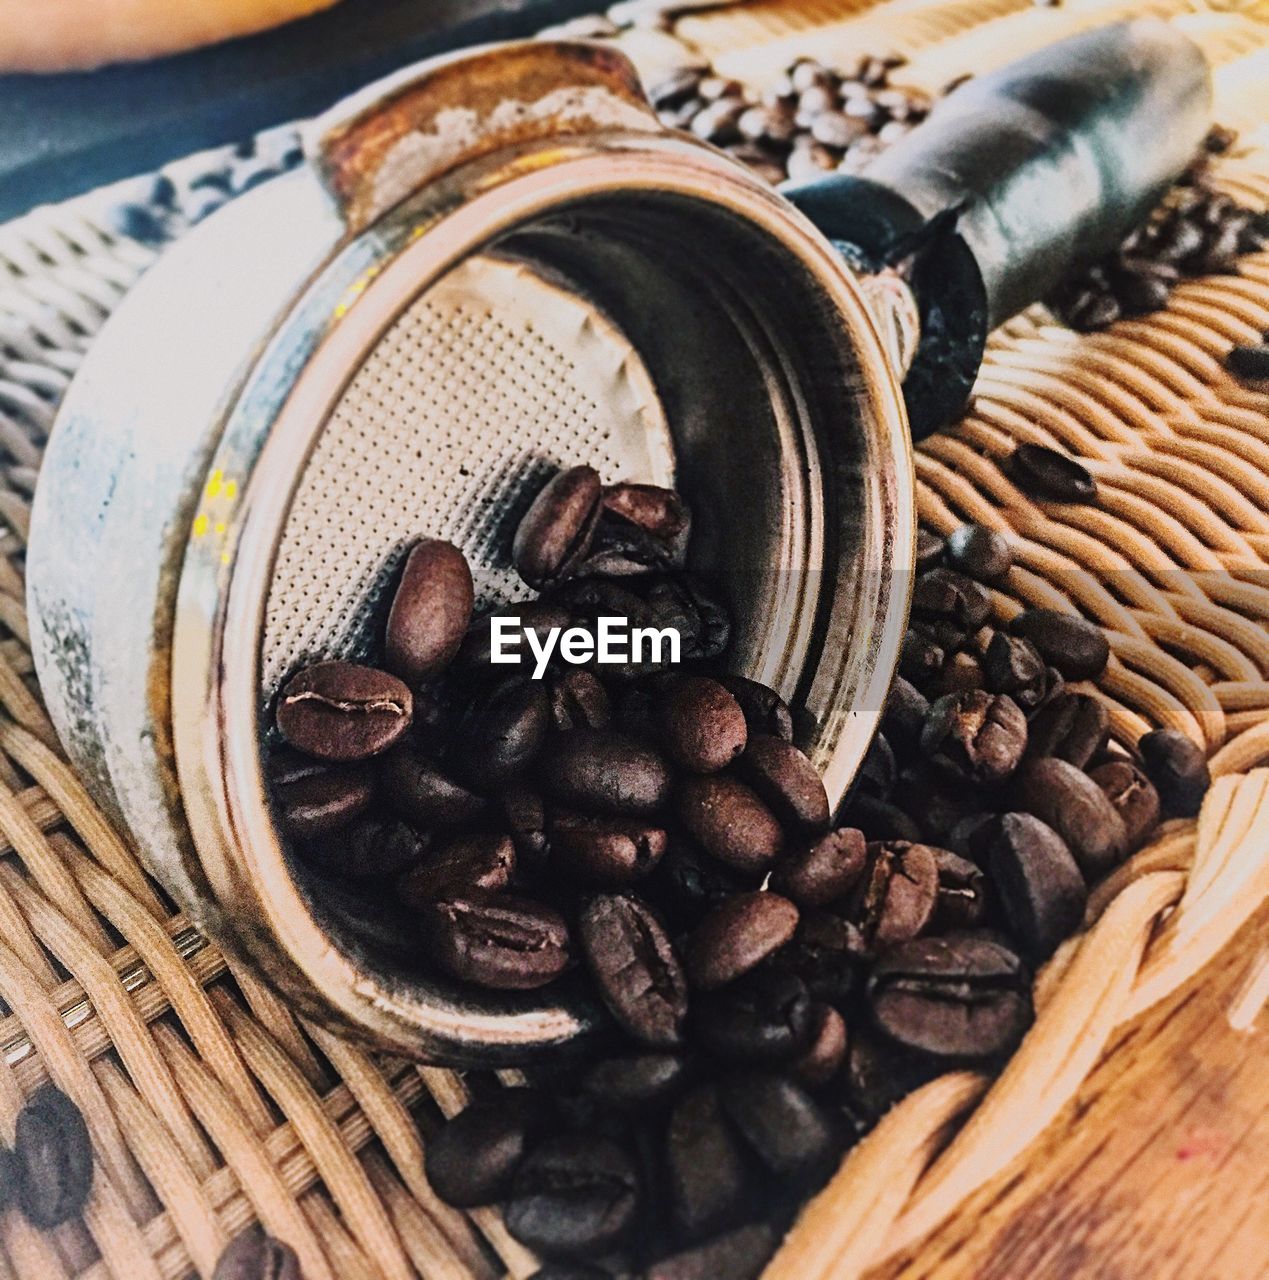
[645,840,749,930]
[503,784,548,869]
[551,814,667,887]
[915,528,945,570]
[912,568,992,631]
[1227,344,1269,382]
[696,968,812,1063]
[1009,444,1097,503]
[883,678,930,755]
[899,629,944,685]
[845,794,924,844]
[579,895,688,1047]
[685,891,799,990]
[1025,691,1109,769]
[770,828,866,908]
[946,812,998,862]
[934,651,986,698]
[1008,609,1110,680]
[981,634,1048,710]
[212,1230,302,1280]
[1012,756,1128,878]
[458,678,550,783]
[276,661,412,761]
[659,676,747,773]
[868,934,1033,1060]
[542,730,672,817]
[272,753,374,841]
[858,733,896,798]
[946,524,1011,583]
[716,674,794,742]
[931,847,986,929]
[422,895,571,990]
[841,1028,941,1124]
[736,735,830,831]
[513,465,603,589]
[786,910,865,1004]
[380,741,487,827]
[921,690,1027,785]
[506,1134,640,1257]
[892,763,982,843]
[305,813,428,879]
[601,483,691,545]
[790,1002,849,1087]
[396,832,514,905]
[987,813,1087,961]
[582,1054,689,1111]
[14,1085,93,1229]
[848,841,939,947]
[549,670,612,732]
[1089,759,1161,850]
[1138,729,1210,817]
[677,776,784,874]
[646,1224,776,1280]
[384,539,474,684]
[665,1085,750,1236]
[718,1072,837,1181]
[426,1089,554,1207]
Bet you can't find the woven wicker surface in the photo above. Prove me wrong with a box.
[0,2,1266,1278]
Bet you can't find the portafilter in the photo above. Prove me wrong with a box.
[27,21,1209,1063]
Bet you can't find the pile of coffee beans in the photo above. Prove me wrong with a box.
[267,456,1211,1277]
[0,1085,94,1231]
[650,54,1268,332]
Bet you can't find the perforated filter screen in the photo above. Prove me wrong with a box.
[260,254,672,698]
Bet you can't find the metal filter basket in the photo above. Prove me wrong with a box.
[26,28,1209,1063]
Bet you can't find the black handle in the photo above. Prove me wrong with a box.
[782,18,1211,438]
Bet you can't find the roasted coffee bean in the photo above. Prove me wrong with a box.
[736,735,830,831]
[1025,690,1109,769]
[645,1223,776,1280]
[513,465,603,589]
[665,1085,750,1236]
[305,813,428,879]
[790,1002,849,1087]
[946,812,999,863]
[582,1054,689,1112]
[1008,609,1110,680]
[716,674,794,742]
[272,754,374,841]
[659,676,747,773]
[14,1085,93,1229]
[911,567,992,631]
[934,651,986,698]
[946,524,1011,583]
[848,841,939,947]
[841,1028,942,1125]
[892,763,983,843]
[380,741,487,827]
[912,616,968,654]
[868,934,1033,1060]
[718,1072,838,1181]
[858,733,897,798]
[786,910,865,1004]
[580,520,681,577]
[645,839,750,930]
[422,896,571,990]
[396,832,515,906]
[384,539,474,684]
[549,669,611,732]
[685,891,800,990]
[1009,443,1097,503]
[1012,756,1128,878]
[276,661,412,761]
[696,968,812,1063]
[212,1230,302,1280]
[845,793,923,844]
[601,483,691,545]
[503,784,548,869]
[506,1134,640,1257]
[1089,759,1161,850]
[899,629,944,685]
[931,847,986,929]
[921,690,1027,785]
[915,528,945,571]
[1138,729,1210,817]
[1227,343,1269,381]
[981,633,1048,709]
[770,828,867,908]
[551,813,667,886]
[677,776,784,874]
[426,1089,554,1207]
[882,677,929,755]
[579,895,688,1047]
[458,678,550,783]
[987,813,1087,961]
[542,730,672,817]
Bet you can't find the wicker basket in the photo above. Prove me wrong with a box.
[0,2,1265,1278]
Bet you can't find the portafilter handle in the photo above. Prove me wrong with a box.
[781,18,1212,439]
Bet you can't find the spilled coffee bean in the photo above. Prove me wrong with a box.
[14,1085,94,1229]
[212,1230,303,1280]
[1008,443,1098,504]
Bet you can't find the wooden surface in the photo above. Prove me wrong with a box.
[875,902,1269,1280]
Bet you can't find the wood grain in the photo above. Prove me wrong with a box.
[871,903,1269,1280]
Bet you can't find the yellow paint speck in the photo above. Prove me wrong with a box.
[223,480,237,500]
[214,521,226,535]
[206,471,223,499]
[193,513,210,537]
